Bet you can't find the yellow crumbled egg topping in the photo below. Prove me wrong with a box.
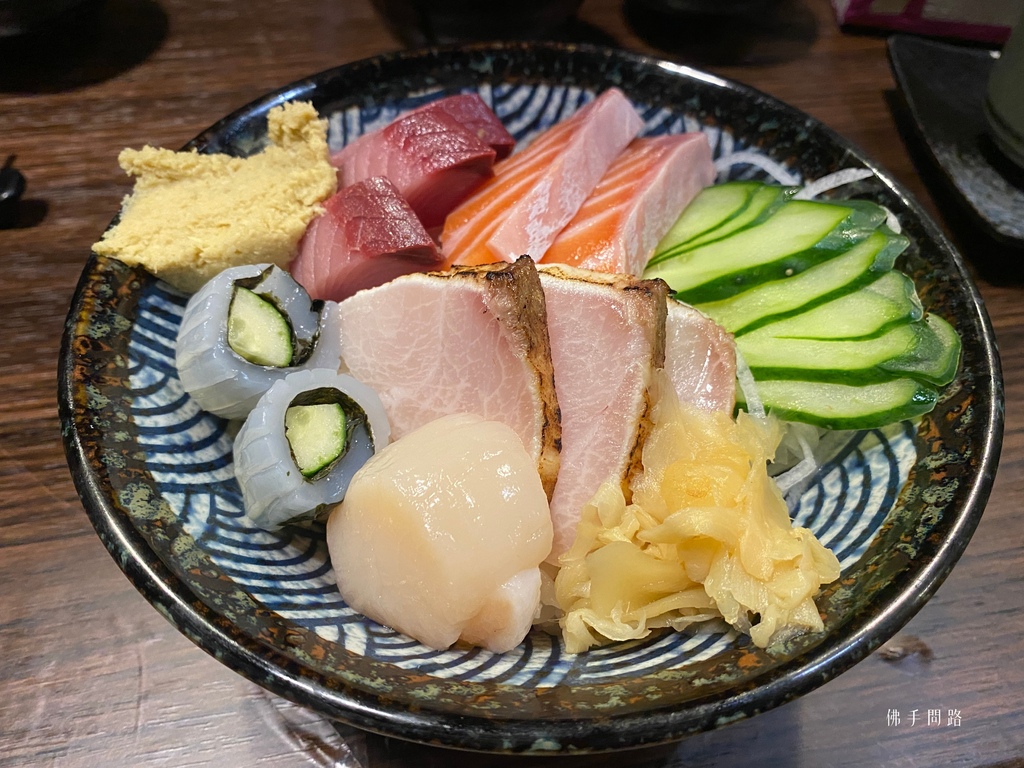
[555,372,840,654]
[93,101,337,292]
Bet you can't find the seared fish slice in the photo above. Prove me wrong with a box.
[538,264,668,562]
[665,298,737,415]
[337,255,561,498]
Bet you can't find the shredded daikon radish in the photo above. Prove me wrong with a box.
[795,167,902,233]
[715,151,801,186]
[882,206,902,234]
[772,430,818,495]
[793,168,873,200]
[734,348,764,419]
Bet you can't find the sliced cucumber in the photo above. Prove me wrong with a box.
[645,200,877,303]
[651,181,789,266]
[654,182,758,254]
[746,269,923,341]
[676,183,794,252]
[228,287,293,367]
[696,229,909,335]
[649,179,961,429]
[285,402,347,478]
[878,313,961,386]
[810,200,888,250]
[739,313,958,386]
[738,378,939,430]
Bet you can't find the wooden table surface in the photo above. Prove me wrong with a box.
[2,0,1021,765]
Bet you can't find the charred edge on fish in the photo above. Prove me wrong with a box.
[444,256,562,500]
[625,277,669,491]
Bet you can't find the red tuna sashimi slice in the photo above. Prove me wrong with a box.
[441,88,645,267]
[337,255,561,499]
[290,176,443,302]
[541,133,716,276]
[665,298,737,414]
[537,264,668,563]
[331,109,496,229]
[407,93,515,159]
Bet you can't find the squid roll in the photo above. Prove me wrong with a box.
[233,368,391,529]
[175,263,344,419]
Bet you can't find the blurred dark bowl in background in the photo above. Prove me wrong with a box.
[0,0,95,37]
[371,0,584,46]
[628,0,777,17]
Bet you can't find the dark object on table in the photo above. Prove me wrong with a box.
[0,0,90,36]
[888,34,1024,248]
[877,633,934,662]
[628,0,776,18]
[622,0,817,66]
[985,9,1024,172]
[0,0,166,95]
[0,155,25,229]
[371,0,583,46]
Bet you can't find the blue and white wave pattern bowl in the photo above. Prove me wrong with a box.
[60,42,1001,754]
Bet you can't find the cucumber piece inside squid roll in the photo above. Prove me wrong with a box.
[228,287,294,367]
[233,369,391,530]
[286,403,347,478]
[175,264,345,420]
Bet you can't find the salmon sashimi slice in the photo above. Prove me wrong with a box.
[289,176,443,302]
[541,133,716,276]
[439,107,596,266]
[537,264,668,563]
[441,88,644,267]
[665,298,737,414]
[336,255,561,498]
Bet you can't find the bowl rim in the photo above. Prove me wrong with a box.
[58,39,1004,754]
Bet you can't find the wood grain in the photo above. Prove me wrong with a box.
[2,0,1022,765]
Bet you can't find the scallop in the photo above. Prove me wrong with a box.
[326,413,553,653]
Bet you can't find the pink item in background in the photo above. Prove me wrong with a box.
[831,0,1020,44]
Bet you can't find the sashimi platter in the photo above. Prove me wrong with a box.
[60,43,1002,753]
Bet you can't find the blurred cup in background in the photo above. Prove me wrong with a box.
[986,9,1024,169]
[0,0,95,37]
[625,0,775,18]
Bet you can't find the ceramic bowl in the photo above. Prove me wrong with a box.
[59,42,1003,754]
